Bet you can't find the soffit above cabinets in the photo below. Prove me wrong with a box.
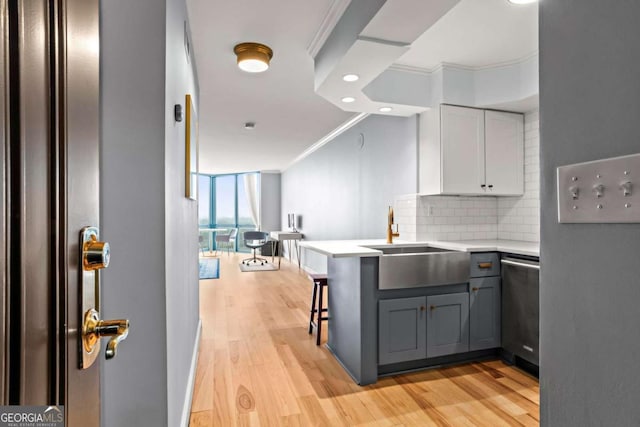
[313,0,461,116]
[313,0,539,116]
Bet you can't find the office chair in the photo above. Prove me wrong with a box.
[242,231,270,266]
[214,228,237,256]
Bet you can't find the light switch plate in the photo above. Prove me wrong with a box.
[557,153,640,223]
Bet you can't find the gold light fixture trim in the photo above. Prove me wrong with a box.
[234,42,273,73]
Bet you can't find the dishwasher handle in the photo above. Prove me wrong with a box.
[501,258,540,270]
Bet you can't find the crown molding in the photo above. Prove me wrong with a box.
[390,50,539,75]
[307,0,351,59]
[473,50,538,70]
[282,112,368,172]
[387,63,431,75]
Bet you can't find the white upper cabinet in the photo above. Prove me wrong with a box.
[484,110,524,195]
[441,105,486,194]
[419,105,523,196]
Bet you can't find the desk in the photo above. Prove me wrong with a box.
[269,231,303,269]
[199,228,229,256]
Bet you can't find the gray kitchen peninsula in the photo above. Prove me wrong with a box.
[300,239,539,385]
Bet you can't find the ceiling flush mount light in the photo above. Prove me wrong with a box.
[341,97,355,103]
[507,0,538,4]
[244,122,256,130]
[379,106,393,113]
[234,42,273,73]
[342,74,359,82]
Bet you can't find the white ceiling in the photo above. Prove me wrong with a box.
[187,0,538,175]
[396,0,538,70]
[187,0,352,175]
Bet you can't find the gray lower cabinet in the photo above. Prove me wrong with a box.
[426,293,470,358]
[469,277,501,351]
[378,297,427,365]
[379,292,476,364]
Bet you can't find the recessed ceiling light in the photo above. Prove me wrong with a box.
[234,42,273,73]
[244,122,255,130]
[343,74,359,82]
[507,0,538,4]
[341,97,355,103]
[379,106,393,113]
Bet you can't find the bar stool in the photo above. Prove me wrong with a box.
[308,273,328,345]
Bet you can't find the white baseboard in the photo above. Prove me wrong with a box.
[180,319,202,427]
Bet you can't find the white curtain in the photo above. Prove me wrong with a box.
[244,173,260,229]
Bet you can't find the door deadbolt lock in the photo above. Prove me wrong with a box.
[83,309,129,360]
[83,234,110,270]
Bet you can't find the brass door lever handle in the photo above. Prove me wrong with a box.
[99,318,130,360]
[83,309,130,360]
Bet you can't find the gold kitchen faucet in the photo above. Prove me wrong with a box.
[386,206,400,244]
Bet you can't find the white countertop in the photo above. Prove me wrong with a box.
[300,239,539,258]
[426,239,539,257]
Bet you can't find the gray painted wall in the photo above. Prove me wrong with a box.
[260,172,281,232]
[540,2,640,426]
[281,114,417,273]
[100,1,167,425]
[101,0,199,425]
[164,0,200,425]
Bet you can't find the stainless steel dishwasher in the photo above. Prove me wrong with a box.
[501,254,540,370]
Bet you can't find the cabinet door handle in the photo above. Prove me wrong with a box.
[472,287,479,291]
[477,262,493,269]
[430,305,436,311]
[488,184,494,189]
[420,306,426,312]
[480,184,486,189]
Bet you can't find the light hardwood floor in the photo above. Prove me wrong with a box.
[190,253,539,426]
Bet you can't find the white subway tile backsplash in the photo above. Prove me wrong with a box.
[524,216,539,225]
[461,200,475,209]
[393,194,418,240]
[412,195,500,241]
[526,181,540,191]
[447,216,462,225]
[402,232,417,241]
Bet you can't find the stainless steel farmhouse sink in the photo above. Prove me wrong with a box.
[364,245,470,290]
